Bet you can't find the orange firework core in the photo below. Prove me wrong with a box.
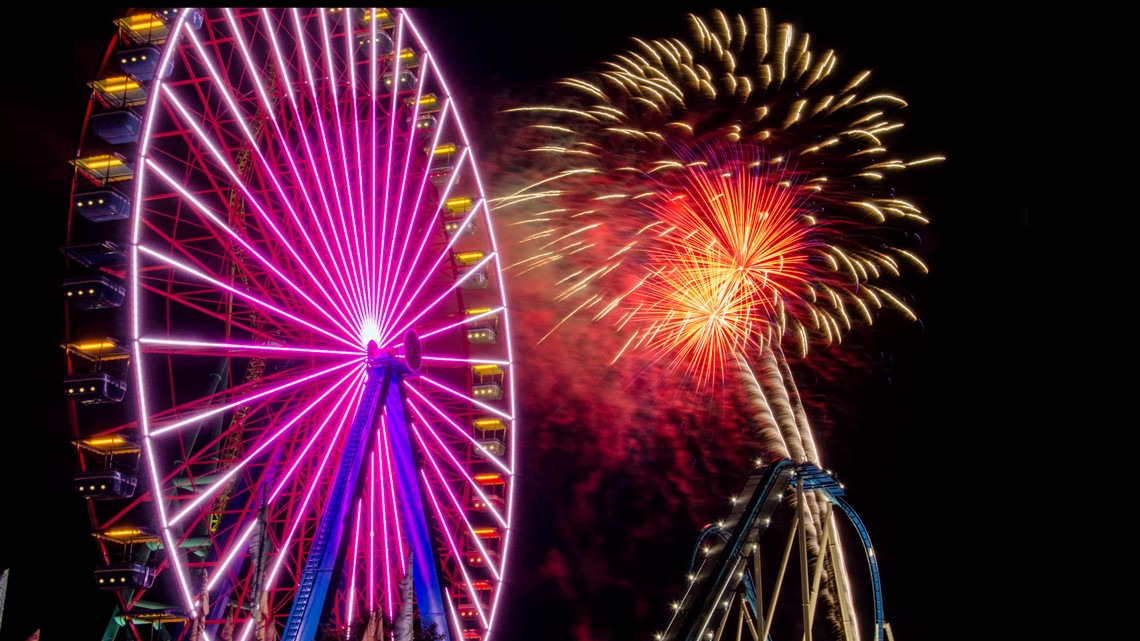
[633,160,814,382]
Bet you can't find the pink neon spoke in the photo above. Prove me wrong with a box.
[142,132,357,339]
[376,51,429,333]
[376,88,450,318]
[225,373,362,598]
[206,520,258,592]
[138,337,359,358]
[406,400,508,528]
[232,389,354,641]
[203,379,378,602]
[383,100,453,335]
[419,468,489,628]
[443,592,465,641]
[260,9,368,320]
[368,444,376,614]
[380,245,494,348]
[175,367,364,523]
[135,360,337,434]
[378,424,394,617]
[377,60,454,340]
[261,374,364,580]
[376,146,471,342]
[320,10,369,331]
[267,371,366,506]
[167,365,363,526]
[416,374,512,422]
[421,355,511,366]
[291,9,369,322]
[378,49,437,335]
[368,11,380,325]
[138,245,361,352]
[173,29,365,334]
[386,87,450,312]
[141,155,360,338]
[376,16,406,326]
[405,384,511,475]
[222,10,369,325]
[416,306,505,341]
[349,498,362,627]
[410,422,501,581]
[379,413,407,572]
[291,9,367,321]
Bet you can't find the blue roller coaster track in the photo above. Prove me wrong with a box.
[658,459,888,641]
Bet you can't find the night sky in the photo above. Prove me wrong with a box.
[1,6,1028,641]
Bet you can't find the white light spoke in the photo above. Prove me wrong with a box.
[223,9,366,325]
[381,247,495,348]
[139,337,359,358]
[407,401,508,528]
[416,374,513,422]
[143,155,359,338]
[167,365,363,526]
[261,8,369,320]
[411,424,502,581]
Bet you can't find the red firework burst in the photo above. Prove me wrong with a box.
[614,144,825,387]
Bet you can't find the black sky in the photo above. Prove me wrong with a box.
[1,6,1028,641]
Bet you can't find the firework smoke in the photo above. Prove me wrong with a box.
[483,7,939,640]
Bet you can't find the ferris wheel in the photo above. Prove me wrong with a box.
[62,8,516,641]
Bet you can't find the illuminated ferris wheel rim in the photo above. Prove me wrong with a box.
[67,8,519,641]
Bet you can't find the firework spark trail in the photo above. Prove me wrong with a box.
[733,351,789,461]
[488,7,939,639]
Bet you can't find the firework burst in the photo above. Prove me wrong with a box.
[489,9,941,639]
[497,7,941,395]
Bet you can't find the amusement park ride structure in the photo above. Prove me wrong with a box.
[62,8,517,641]
[59,7,896,641]
[657,460,895,641]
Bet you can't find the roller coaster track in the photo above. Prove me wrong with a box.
[658,460,893,641]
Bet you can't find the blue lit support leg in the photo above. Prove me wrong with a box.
[830,495,884,641]
[382,377,451,639]
[281,367,386,641]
